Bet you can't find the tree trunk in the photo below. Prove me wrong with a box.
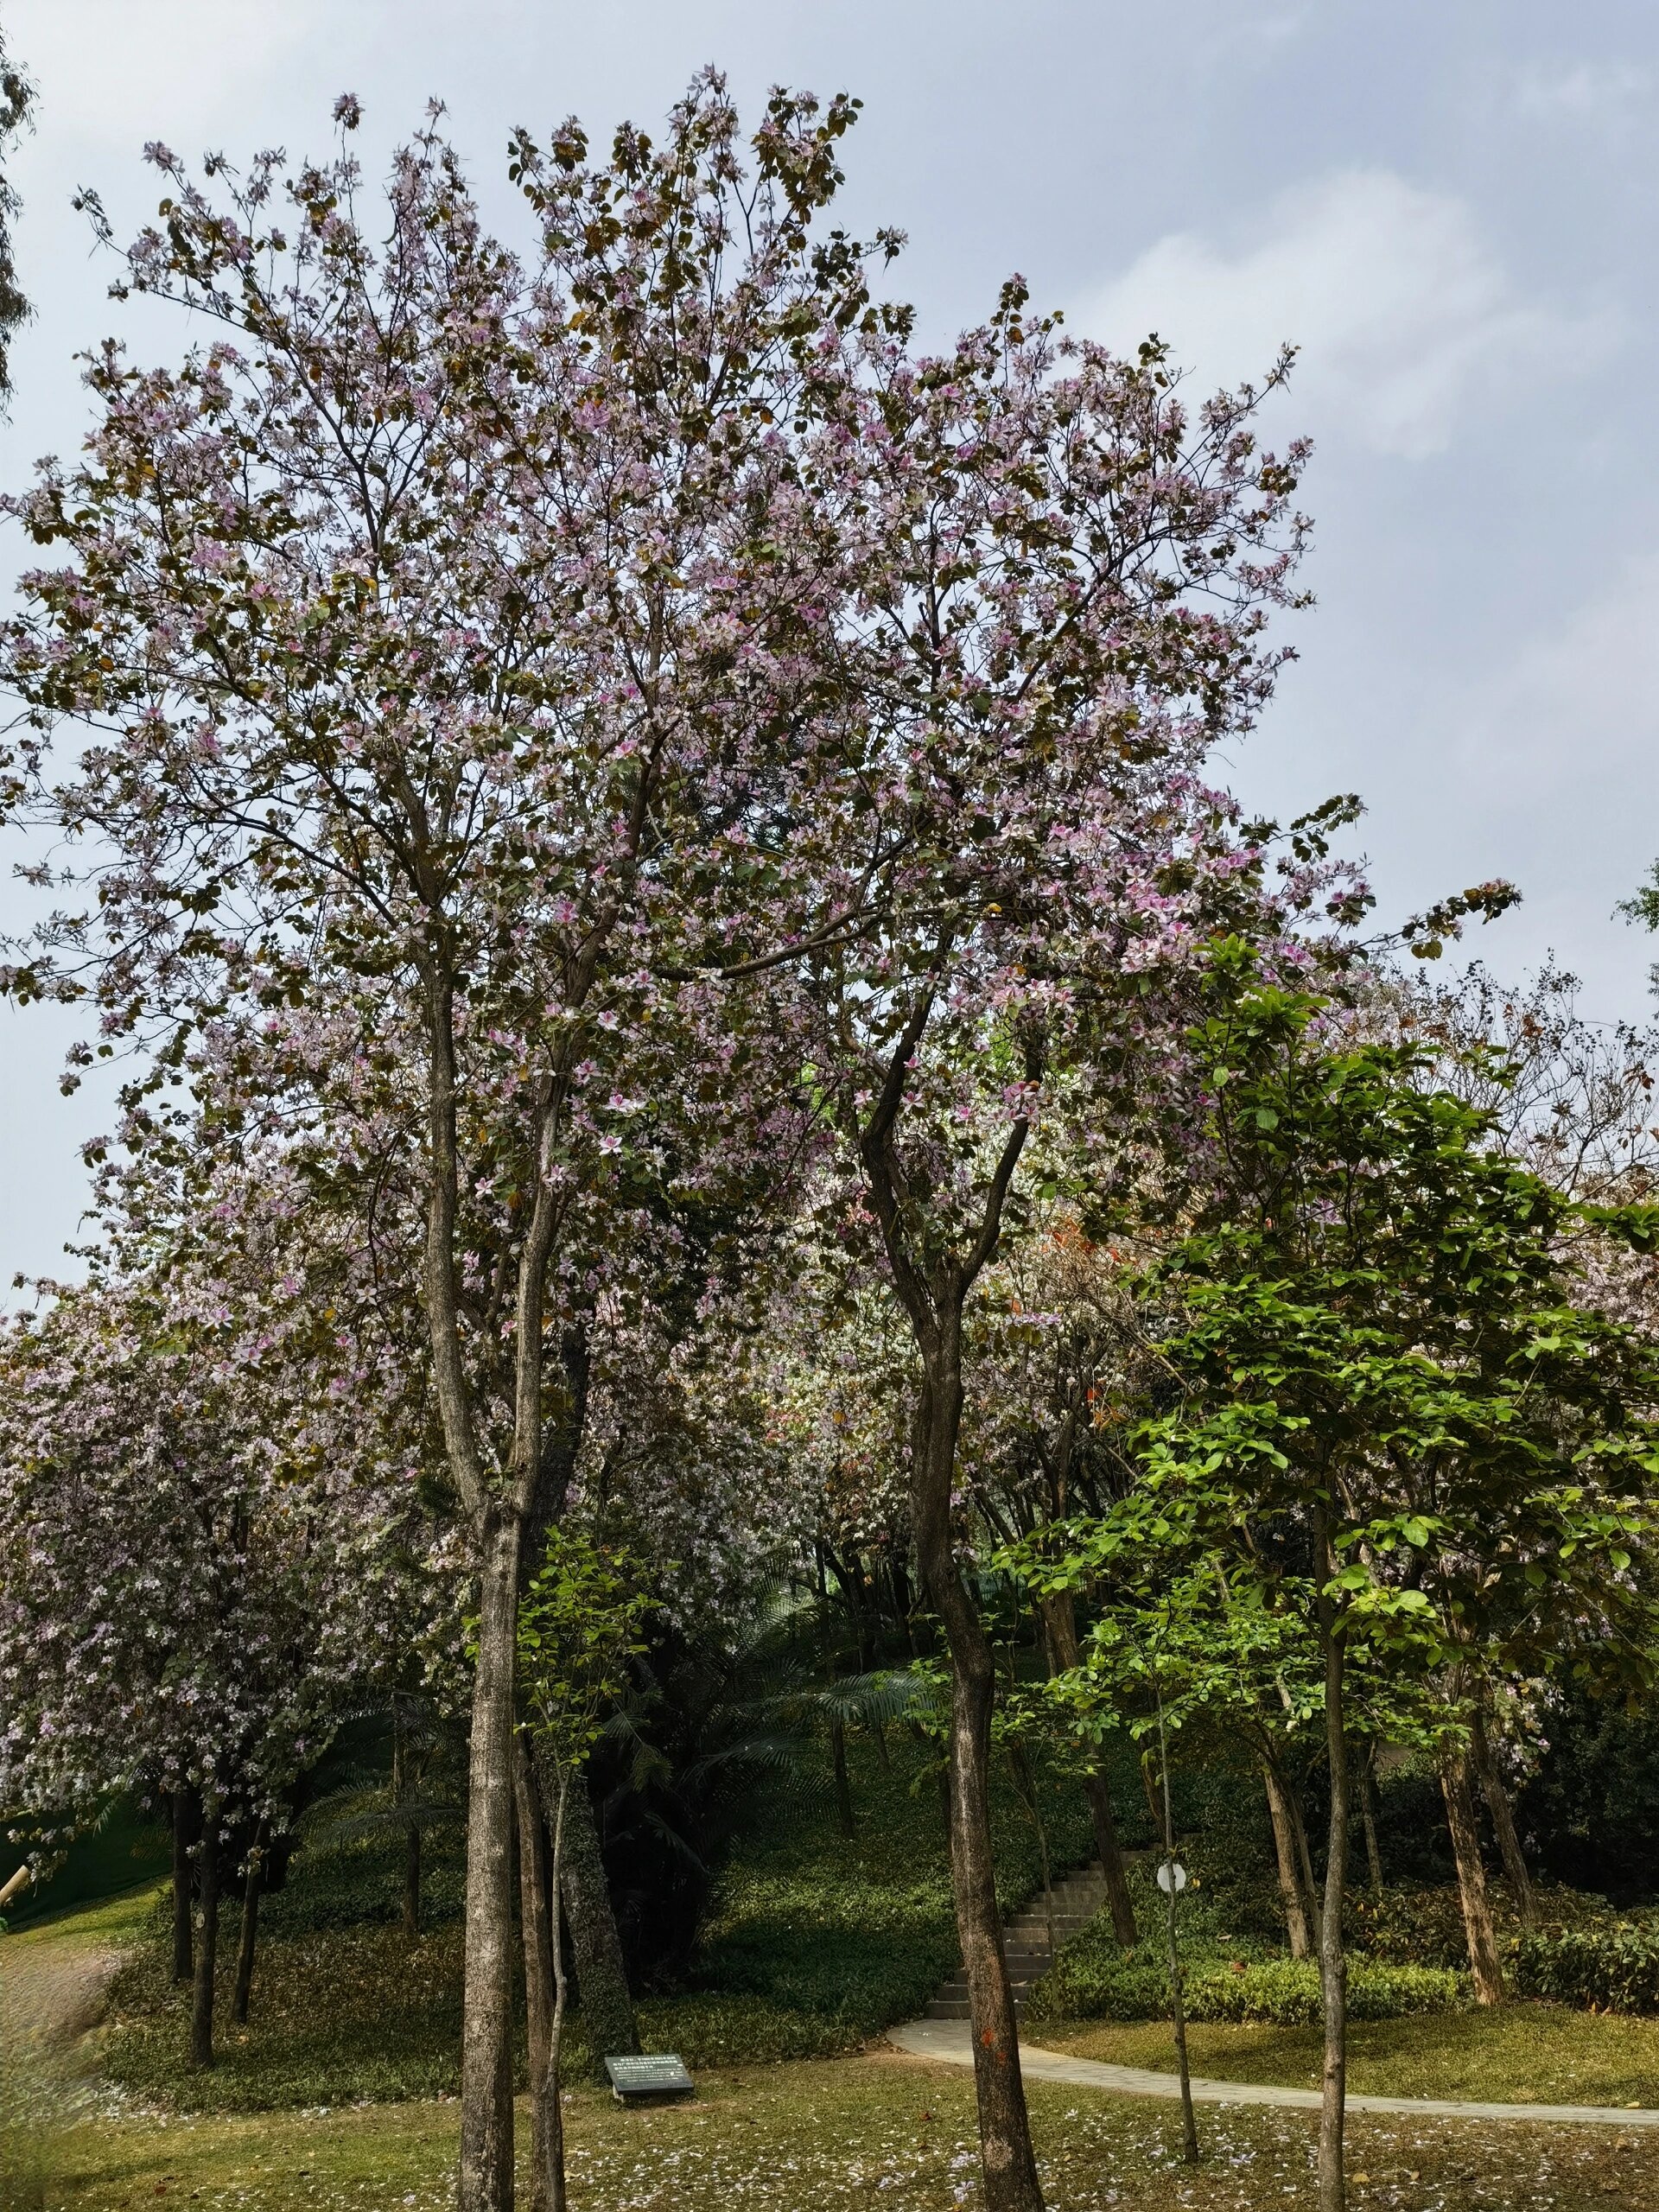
[542,1771,571,2212]
[515,1738,556,2212]
[1083,1774,1138,1948]
[191,1815,219,2069]
[1155,1719,1199,2165]
[394,1704,423,1939]
[1356,1742,1384,1893]
[1314,1526,1349,2212]
[171,1787,196,1985]
[232,1829,263,2027]
[1440,1746,1503,2003]
[460,1505,523,2212]
[1039,1591,1137,1948]
[830,1719,855,1838]
[1262,1762,1313,1959]
[912,1340,1045,2212]
[404,1821,423,1939]
[558,1776,639,2078]
[1470,1711,1534,1927]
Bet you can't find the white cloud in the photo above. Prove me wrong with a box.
[1515,60,1650,121]
[1453,553,1659,803]
[1076,169,1613,461]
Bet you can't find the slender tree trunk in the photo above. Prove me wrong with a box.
[1262,1762,1313,1959]
[1440,1746,1503,2003]
[404,1821,423,1939]
[830,1720,855,1838]
[558,1777,639,2077]
[1314,1523,1349,2212]
[912,1339,1045,2212]
[1356,1742,1384,1894]
[541,1772,571,2212]
[1155,1700,1199,2164]
[515,1738,556,2212]
[1039,1592,1136,1947]
[394,1705,423,1938]
[1083,1775,1138,1948]
[1469,1711,1534,1926]
[170,1787,196,1985]
[232,1828,264,2027]
[190,1815,219,2069]
[460,1506,524,2212]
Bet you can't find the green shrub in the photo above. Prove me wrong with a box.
[1346,1879,1600,1969]
[1510,1919,1659,2015]
[1026,1890,1467,2028]
[1185,1958,1465,2025]
[1024,1945,1172,2025]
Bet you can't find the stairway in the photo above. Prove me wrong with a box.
[924,1859,1110,2021]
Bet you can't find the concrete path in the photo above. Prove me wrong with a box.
[888,2017,1659,2129]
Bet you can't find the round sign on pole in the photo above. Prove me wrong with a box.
[1156,1859,1187,1895]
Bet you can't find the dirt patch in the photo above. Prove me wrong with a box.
[1,1938,123,2045]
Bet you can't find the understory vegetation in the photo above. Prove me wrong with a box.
[97,1731,1096,2113]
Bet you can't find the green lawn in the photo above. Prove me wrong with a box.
[40,2056,1659,2211]
[1042,2005,1659,2108]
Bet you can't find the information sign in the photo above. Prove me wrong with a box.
[605,2053,696,2103]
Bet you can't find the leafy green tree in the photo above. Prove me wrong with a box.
[1028,951,1659,2212]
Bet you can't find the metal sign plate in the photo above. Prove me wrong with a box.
[605,2052,695,2102]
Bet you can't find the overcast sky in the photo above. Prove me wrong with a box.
[1,0,1656,1280]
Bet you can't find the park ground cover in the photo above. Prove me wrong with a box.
[87,1732,1096,2113]
[9,1759,1659,2209]
[12,1733,1659,2212]
[1043,2009,1659,2109]
[33,2058,1659,2212]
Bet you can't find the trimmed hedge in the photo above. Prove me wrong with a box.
[1027,1938,1465,2027]
[1185,1958,1464,2025]
[1511,1921,1659,2015]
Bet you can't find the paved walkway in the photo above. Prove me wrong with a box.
[888,2018,1659,2129]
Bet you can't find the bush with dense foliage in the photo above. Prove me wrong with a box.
[1510,1917,1659,2015]
[1027,1915,1465,2029]
[1185,1959,1465,2025]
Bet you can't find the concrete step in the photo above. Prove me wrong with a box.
[920,1858,1113,2024]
